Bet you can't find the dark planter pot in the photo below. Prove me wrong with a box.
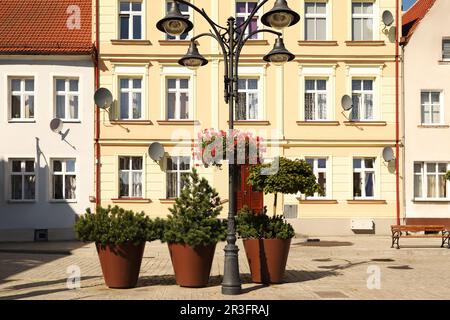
[168,243,216,287]
[243,238,291,284]
[96,242,145,289]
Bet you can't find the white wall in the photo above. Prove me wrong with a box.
[404,0,450,219]
[0,56,94,240]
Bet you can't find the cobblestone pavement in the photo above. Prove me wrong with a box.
[0,236,449,300]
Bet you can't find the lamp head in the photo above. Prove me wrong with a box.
[156,2,193,36]
[178,41,208,70]
[261,0,300,30]
[263,37,295,66]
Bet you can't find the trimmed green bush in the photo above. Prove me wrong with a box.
[161,168,227,247]
[236,206,295,240]
[75,205,162,245]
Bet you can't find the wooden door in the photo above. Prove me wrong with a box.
[236,164,263,213]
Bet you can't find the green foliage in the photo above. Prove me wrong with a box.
[74,206,161,245]
[236,206,295,240]
[247,157,322,197]
[161,168,227,247]
[445,171,450,181]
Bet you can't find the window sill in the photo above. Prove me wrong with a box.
[344,121,387,126]
[159,198,176,204]
[8,120,36,123]
[111,39,152,45]
[296,121,339,126]
[228,120,270,126]
[157,120,200,125]
[49,200,77,203]
[347,199,387,204]
[243,40,269,46]
[111,198,152,203]
[60,119,81,123]
[298,198,338,204]
[158,40,197,46]
[7,200,36,204]
[412,199,450,203]
[110,120,153,125]
[417,124,449,128]
[438,60,450,65]
[345,40,385,46]
[298,40,338,46]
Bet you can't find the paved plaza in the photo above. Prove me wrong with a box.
[0,236,449,300]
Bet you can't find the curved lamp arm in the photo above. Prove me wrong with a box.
[236,29,282,53]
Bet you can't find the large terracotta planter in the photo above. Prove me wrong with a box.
[243,238,291,284]
[96,242,145,289]
[168,243,216,287]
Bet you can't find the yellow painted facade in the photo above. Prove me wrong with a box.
[97,0,402,235]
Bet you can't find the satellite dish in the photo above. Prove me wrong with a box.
[341,95,353,111]
[94,88,113,109]
[148,142,165,162]
[382,10,394,27]
[50,118,63,133]
[382,147,395,162]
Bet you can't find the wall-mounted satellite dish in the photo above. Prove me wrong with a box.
[148,142,165,162]
[50,118,63,133]
[94,87,113,109]
[382,147,395,162]
[382,10,394,27]
[341,95,353,111]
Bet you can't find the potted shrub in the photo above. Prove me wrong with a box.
[238,157,321,284]
[161,168,226,287]
[75,205,160,289]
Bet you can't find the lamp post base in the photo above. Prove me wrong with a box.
[221,243,242,295]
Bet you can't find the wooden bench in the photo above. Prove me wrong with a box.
[391,225,450,249]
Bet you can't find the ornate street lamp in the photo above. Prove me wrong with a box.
[157,0,299,295]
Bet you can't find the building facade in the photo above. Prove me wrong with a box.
[0,0,95,241]
[97,0,402,235]
[402,0,450,228]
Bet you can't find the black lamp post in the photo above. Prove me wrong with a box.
[157,0,299,295]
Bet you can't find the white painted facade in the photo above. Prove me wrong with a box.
[0,56,95,241]
[403,0,450,222]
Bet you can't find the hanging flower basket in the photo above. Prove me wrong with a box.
[193,129,265,168]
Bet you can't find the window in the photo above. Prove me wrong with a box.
[421,91,442,125]
[55,79,79,120]
[351,79,373,121]
[306,158,328,198]
[353,158,375,198]
[167,78,189,120]
[443,39,450,60]
[305,79,327,121]
[120,78,142,119]
[305,2,327,41]
[10,78,34,120]
[119,1,143,40]
[166,156,190,198]
[9,159,36,201]
[52,159,76,200]
[119,157,143,198]
[236,78,259,120]
[352,2,374,41]
[166,1,190,40]
[414,162,448,199]
[236,1,259,39]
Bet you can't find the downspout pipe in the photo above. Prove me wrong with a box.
[395,0,400,225]
[94,0,100,206]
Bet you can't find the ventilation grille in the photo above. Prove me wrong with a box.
[283,205,298,219]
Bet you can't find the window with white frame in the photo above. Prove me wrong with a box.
[166,1,190,40]
[443,39,450,61]
[414,162,448,199]
[353,158,375,198]
[55,78,79,120]
[9,159,36,201]
[351,79,374,121]
[119,1,143,40]
[51,159,76,200]
[306,158,328,198]
[236,1,259,39]
[305,2,327,41]
[120,78,143,119]
[10,78,34,120]
[236,78,259,120]
[305,79,327,121]
[119,156,143,198]
[167,78,190,120]
[421,91,443,125]
[166,156,190,198]
[352,2,374,41]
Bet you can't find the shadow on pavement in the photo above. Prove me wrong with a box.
[293,241,354,247]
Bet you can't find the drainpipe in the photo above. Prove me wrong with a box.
[94,0,100,206]
[395,0,400,225]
